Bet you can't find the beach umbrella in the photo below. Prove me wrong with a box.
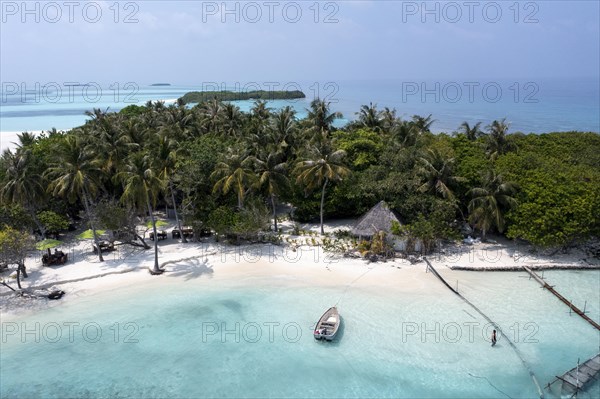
[77,229,106,240]
[35,238,63,256]
[146,220,168,229]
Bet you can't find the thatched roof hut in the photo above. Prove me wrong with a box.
[352,201,401,238]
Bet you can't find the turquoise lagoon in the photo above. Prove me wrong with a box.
[1,77,599,146]
[1,268,599,398]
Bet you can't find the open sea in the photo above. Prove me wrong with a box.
[1,267,599,398]
[1,77,599,150]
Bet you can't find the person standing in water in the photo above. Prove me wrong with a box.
[491,329,497,347]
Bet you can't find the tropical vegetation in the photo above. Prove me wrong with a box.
[0,98,598,279]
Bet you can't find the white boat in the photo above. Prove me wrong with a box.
[313,307,340,341]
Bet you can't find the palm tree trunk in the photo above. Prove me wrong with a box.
[82,188,103,262]
[170,181,186,243]
[16,261,27,289]
[28,207,46,239]
[320,178,329,235]
[146,196,162,275]
[20,261,28,278]
[482,229,487,242]
[271,194,278,232]
[238,191,243,209]
[16,266,22,290]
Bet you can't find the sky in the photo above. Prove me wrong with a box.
[0,0,599,85]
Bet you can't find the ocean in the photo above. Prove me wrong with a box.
[1,77,598,151]
[1,268,599,398]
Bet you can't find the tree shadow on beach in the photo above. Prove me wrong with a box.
[163,257,214,281]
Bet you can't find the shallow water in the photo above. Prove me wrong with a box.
[1,268,599,398]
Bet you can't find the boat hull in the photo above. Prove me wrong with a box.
[313,307,340,341]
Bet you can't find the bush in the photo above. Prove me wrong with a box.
[37,211,69,234]
[207,201,270,240]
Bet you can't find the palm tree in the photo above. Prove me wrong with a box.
[269,106,298,160]
[46,135,105,261]
[356,103,382,132]
[211,151,257,209]
[417,149,465,200]
[485,119,513,160]
[468,171,518,241]
[459,122,483,141]
[154,131,187,242]
[220,103,244,138]
[117,152,166,274]
[252,152,289,231]
[295,147,351,234]
[306,99,342,140]
[248,100,273,150]
[391,120,420,147]
[411,114,435,133]
[0,149,47,237]
[121,118,148,149]
[14,132,37,150]
[86,110,137,175]
[381,107,398,134]
[197,99,223,135]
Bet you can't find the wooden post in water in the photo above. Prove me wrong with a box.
[576,358,580,393]
[524,266,600,331]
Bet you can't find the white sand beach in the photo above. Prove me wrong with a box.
[1,219,598,318]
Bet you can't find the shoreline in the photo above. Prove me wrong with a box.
[1,219,598,318]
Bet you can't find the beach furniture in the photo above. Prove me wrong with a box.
[93,240,115,254]
[172,226,194,239]
[314,307,341,341]
[42,250,68,266]
[149,230,167,241]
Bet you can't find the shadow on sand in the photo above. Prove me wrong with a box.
[163,257,214,281]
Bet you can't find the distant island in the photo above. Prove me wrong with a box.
[179,90,306,104]
[150,83,171,86]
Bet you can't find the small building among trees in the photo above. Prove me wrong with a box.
[352,201,422,253]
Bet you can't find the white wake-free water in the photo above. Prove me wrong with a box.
[1,268,598,398]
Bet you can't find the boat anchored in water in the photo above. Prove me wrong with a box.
[314,307,340,341]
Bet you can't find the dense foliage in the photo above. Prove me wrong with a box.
[180,90,306,104]
[1,99,598,253]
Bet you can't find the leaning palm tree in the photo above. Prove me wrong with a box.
[0,149,47,237]
[211,150,257,209]
[252,152,290,231]
[46,134,105,261]
[295,147,351,235]
[459,121,483,141]
[417,149,465,200]
[117,152,166,274]
[468,171,518,241]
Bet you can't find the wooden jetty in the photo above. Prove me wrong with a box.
[523,266,600,331]
[549,354,600,395]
